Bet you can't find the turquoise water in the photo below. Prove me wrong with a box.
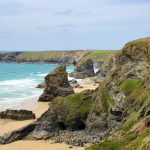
[0,63,74,110]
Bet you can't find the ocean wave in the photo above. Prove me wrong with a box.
[0,78,35,86]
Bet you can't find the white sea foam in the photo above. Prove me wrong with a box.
[0,64,75,111]
[36,73,47,77]
[0,78,35,86]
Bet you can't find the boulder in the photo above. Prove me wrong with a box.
[69,79,78,84]
[71,83,83,88]
[0,109,35,121]
[69,79,83,88]
[39,65,74,102]
[36,81,46,89]
[73,59,95,79]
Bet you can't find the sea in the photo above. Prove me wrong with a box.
[0,63,74,111]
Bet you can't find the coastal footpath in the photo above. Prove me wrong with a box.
[0,37,150,150]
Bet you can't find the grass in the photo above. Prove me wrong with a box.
[118,79,144,95]
[79,50,119,63]
[86,129,150,150]
[53,91,92,123]
[125,37,150,48]
[129,37,150,43]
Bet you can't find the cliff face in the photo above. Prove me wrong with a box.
[0,50,117,65]
[72,59,95,78]
[0,38,150,149]
[86,37,150,150]
[86,38,150,133]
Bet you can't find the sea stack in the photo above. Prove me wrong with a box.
[39,65,74,102]
[73,59,95,79]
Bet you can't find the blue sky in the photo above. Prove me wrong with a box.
[0,0,150,51]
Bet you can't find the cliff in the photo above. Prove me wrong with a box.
[0,38,150,149]
[86,37,150,149]
[0,50,118,65]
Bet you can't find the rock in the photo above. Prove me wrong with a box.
[0,123,36,144]
[36,81,46,89]
[0,109,35,121]
[39,65,74,102]
[144,116,150,127]
[69,79,77,84]
[71,83,83,88]
[73,59,95,79]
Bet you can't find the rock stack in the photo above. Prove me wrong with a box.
[39,65,74,102]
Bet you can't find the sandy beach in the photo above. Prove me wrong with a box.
[0,81,98,150]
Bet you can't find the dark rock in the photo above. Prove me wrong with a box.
[39,65,74,102]
[0,109,35,121]
[69,79,77,84]
[144,116,150,127]
[36,81,46,89]
[73,59,95,79]
[0,123,36,144]
[110,108,123,122]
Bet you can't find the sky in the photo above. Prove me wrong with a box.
[0,0,150,51]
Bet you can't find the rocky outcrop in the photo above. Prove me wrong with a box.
[72,59,95,79]
[39,65,74,102]
[0,109,35,121]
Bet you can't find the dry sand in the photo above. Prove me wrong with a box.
[0,141,85,150]
[0,82,98,150]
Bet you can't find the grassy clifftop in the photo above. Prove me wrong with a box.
[0,50,119,64]
[79,50,118,63]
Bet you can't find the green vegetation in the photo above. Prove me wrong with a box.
[129,37,150,43]
[53,90,92,123]
[16,51,69,60]
[87,77,150,150]
[125,37,150,48]
[97,88,115,111]
[50,65,67,75]
[16,50,119,62]
[118,79,144,95]
[86,129,150,150]
[79,50,119,64]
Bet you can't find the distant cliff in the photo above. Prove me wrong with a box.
[0,50,118,65]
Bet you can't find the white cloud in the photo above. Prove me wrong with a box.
[0,0,150,50]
